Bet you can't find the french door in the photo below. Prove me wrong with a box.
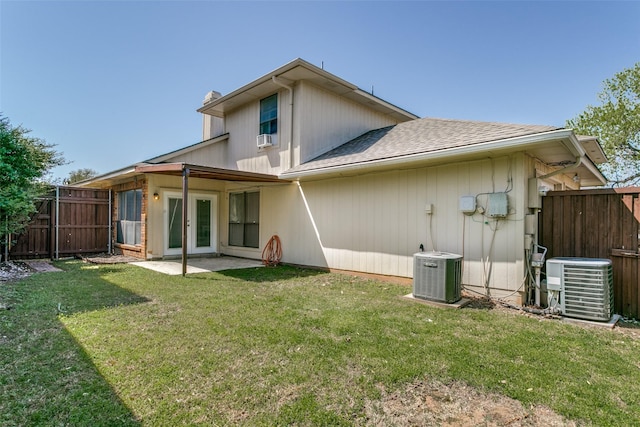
[164,191,217,256]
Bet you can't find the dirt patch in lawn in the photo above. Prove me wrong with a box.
[363,379,579,426]
[0,261,34,283]
[81,253,141,264]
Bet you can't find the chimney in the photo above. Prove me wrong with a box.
[202,91,224,140]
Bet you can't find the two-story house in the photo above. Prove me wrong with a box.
[81,58,607,304]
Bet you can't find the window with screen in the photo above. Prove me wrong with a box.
[116,189,142,245]
[229,191,259,248]
[259,94,278,135]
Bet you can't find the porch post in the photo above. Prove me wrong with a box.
[182,167,189,276]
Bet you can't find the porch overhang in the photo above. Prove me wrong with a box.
[134,163,288,277]
[134,163,289,183]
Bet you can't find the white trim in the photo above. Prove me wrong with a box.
[163,190,218,256]
[147,133,229,163]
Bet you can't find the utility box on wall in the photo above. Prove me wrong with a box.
[487,192,508,218]
[528,178,542,209]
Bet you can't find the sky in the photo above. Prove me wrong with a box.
[1,1,639,181]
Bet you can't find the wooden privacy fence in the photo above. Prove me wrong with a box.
[539,187,640,319]
[8,186,111,259]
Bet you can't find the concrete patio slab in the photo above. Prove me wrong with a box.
[130,256,264,275]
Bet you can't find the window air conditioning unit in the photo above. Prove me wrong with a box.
[413,252,462,303]
[546,257,613,321]
[257,134,273,148]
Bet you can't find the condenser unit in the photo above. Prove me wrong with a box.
[413,252,462,303]
[546,257,613,321]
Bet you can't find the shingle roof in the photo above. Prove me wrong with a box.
[286,117,560,173]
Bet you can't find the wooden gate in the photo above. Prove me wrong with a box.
[539,188,640,319]
[8,186,111,259]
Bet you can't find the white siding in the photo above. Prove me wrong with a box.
[259,154,528,300]
[295,81,401,164]
[178,81,401,176]
[145,174,225,258]
[226,91,291,174]
[142,154,530,302]
[164,142,228,168]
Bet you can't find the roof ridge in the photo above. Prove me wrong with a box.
[416,116,561,129]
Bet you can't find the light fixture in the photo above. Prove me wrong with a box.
[153,192,159,200]
[573,174,580,183]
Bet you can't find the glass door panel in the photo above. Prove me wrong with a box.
[168,197,183,249]
[196,199,211,248]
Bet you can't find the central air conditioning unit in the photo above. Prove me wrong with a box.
[413,252,462,303]
[257,134,273,148]
[546,257,613,321]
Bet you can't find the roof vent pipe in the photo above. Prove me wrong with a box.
[272,76,294,170]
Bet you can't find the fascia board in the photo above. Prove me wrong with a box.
[580,158,608,185]
[350,89,420,120]
[281,129,579,181]
[197,58,418,121]
[146,133,229,163]
[74,165,139,187]
[197,59,345,114]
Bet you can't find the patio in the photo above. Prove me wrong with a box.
[129,256,264,275]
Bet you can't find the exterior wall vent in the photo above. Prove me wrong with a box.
[257,134,273,148]
[413,252,462,303]
[546,257,613,321]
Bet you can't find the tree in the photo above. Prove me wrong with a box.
[64,168,98,185]
[0,115,65,259]
[567,63,640,187]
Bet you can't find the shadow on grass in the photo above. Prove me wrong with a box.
[214,263,327,283]
[0,261,147,426]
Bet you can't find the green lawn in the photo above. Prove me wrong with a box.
[1,260,639,426]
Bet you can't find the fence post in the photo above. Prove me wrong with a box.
[55,186,60,260]
[3,214,8,262]
[108,189,112,254]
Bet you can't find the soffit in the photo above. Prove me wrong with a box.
[577,135,607,164]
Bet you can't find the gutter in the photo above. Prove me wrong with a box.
[272,76,295,170]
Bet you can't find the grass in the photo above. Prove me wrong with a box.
[1,260,639,426]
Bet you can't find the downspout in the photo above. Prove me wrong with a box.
[539,156,582,180]
[272,76,294,170]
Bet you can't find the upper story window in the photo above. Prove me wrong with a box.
[259,94,278,135]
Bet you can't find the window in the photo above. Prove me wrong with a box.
[116,189,142,245]
[229,191,259,248]
[259,94,277,135]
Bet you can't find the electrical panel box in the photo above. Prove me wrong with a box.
[525,214,537,235]
[528,178,542,209]
[459,196,476,214]
[487,192,508,218]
